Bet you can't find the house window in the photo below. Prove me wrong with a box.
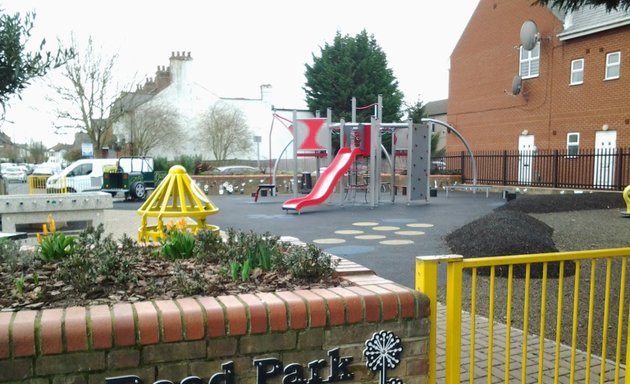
[520,43,540,79]
[570,58,584,85]
[567,133,579,157]
[605,51,620,80]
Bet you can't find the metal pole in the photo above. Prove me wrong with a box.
[292,111,298,198]
[352,97,356,123]
[421,118,478,185]
[339,119,345,204]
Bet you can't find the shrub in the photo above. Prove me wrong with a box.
[280,243,339,281]
[57,225,138,291]
[192,229,226,263]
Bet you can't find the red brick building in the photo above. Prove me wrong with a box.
[447,0,630,155]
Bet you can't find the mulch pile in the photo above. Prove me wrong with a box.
[444,192,625,277]
[496,192,624,213]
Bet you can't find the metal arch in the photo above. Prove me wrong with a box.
[421,118,478,186]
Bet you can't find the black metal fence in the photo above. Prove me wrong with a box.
[439,148,630,191]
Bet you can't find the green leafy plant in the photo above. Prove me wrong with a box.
[37,215,76,262]
[280,243,339,281]
[160,219,195,260]
[192,229,226,263]
[57,224,138,291]
[220,229,284,281]
[14,276,25,294]
[174,262,206,295]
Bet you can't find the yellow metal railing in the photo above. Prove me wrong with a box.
[417,247,630,384]
[28,175,50,194]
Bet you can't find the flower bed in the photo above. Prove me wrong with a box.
[0,219,430,383]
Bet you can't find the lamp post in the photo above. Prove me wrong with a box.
[253,135,262,170]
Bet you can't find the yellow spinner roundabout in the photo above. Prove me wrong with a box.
[137,165,220,242]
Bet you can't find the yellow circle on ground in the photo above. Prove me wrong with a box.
[407,223,434,228]
[355,234,387,240]
[335,229,364,235]
[353,222,379,227]
[312,238,346,244]
[380,239,415,245]
[395,230,425,236]
[372,226,400,231]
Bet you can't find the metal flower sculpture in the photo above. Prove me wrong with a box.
[363,330,404,384]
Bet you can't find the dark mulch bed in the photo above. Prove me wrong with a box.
[442,191,630,361]
[496,192,624,213]
[444,192,624,277]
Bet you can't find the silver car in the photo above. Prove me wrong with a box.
[2,166,27,183]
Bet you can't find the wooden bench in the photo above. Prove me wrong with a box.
[254,184,275,202]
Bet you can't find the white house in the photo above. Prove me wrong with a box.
[112,52,307,162]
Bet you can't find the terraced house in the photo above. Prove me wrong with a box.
[447,0,630,189]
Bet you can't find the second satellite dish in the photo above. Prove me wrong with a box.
[512,75,523,95]
[520,20,539,51]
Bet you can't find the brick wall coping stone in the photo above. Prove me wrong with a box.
[0,256,429,363]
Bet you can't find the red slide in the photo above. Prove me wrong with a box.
[282,147,362,213]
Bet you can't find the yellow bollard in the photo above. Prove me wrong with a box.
[623,185,630,217]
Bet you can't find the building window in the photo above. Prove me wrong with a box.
[605,51,620,80]
[520,43,540,79]
[570,58,584,85]
[567,132,579,157]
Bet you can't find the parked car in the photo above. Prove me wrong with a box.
[2,166,27,183]
[431,161,447,172]
[210,165,260,175]
[32,163,61,177]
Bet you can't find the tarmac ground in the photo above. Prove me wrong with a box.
[107,190,506,289]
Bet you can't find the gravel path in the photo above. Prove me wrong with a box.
[441,195,630,360]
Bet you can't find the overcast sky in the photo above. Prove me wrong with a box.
[2,0,478,147]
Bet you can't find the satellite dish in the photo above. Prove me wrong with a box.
[520,20,539,51]
[512,75,523,95]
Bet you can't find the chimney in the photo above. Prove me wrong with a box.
[260,84,272,104]
[155,64,172,92]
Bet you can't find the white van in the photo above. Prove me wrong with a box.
[46,158,117,193]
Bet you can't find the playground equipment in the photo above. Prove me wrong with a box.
[281,98,432,213]
[282,147,364,212]
[622,185,630,217]
[137,165,219,242]
[275,95,479,213]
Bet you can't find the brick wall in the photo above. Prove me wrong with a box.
[0,259,430,384]
[448,0,630,152]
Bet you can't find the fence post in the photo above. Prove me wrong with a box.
[460,151,466,183]
[553,150,559,188]
[616,148,624,190]
[416,255,464,384]
[416,256,439,383]
[502,150,508,186]
[445,255,464,384]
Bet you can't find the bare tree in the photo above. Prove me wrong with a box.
[27,141,48,163]
[197,102,253,161]
[118,103,183,156]
[50,35,125,156]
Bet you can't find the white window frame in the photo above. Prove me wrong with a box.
[567,132,580,158]
[570,58,584,85]
[520,43,540,79]
[605,51,620,80]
